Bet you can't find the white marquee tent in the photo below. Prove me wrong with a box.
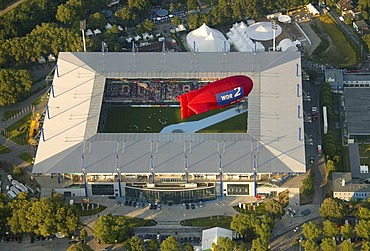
[278,38,298,52]
[226,22,265,53]
[245,22,282,41]
[186,23,230,52]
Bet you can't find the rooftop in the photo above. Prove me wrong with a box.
[32,52,305,175]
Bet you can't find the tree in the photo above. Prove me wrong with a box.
[340,239,355,251]
[302,239,320,251]
[13,165,23,176]
[172,16,181,26]
[362,241,370,251]
[142,19,156,32]
[325,143,337,157]
[88,12,107,30]
[80,228,88,243]
[115,6,138,27]
[357,207,370,220]
[169,3,175,13]
[183,243,194,251]
[56,3,77,24]
[319,198,348,220]
[250,238,269,251]
[302,222,322,241]
[355,220,370,240]
[323,220,339,237]
[188,14,200,30]
[129,235,144,251]
[146,239,159,251]
[212,237,236,251]
[326,160,336,177]
[302,173,314,195]
[264,199,284,219]
[187,0,198,11]
[67,243,94,251]
[341,223,353,239]
[160,236,180,251]
[230,214,259,241]
[363,34,370,51]
[93,214,129,244]
[255,222,271,241]
[0,69,32,106]
[321,237,337,251]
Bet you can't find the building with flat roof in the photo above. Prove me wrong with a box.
[32,51,305,203]
[332,172,370,201]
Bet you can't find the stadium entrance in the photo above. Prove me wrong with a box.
[125,185,216,204]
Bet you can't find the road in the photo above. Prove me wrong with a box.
[0,0,25,16]
[270,217,323,251]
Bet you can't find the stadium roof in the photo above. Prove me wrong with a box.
[344,87,370,136]
[32,51,306,175]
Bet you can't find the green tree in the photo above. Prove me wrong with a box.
[363,34,370,51]
[188,14,200,30]
[341,239,355,251]
[230,214,259,241]
[56,3,77,24]
[362,241,370,251]
[88,12,107,30]
[321,237,337,251]
[357,207,370,220]
[302,239,320,251]
[302,222,322,241]
[115,6,138,27]
[323,220,339,237]
[129,235,144,251]
[355,220,370,240]
[93,214,129,244]
[13,165,23,176]
[320,198,348,220]
[255,222,271,241]
[264,199,283,219]
[326,160,336,177]
[183,243,194,251]
[250,237,269,251]
[143,19,156,32]
[187,0,198,11]
[80,228,88,243]
[212,237,236,251]
[146,239,159,251]
[302,172,314,195]
[341,223,353,239]
[169,3,175,13]
[66,243,94,251]
[0,69,32,106]
[160,236,180,251]
[172,16,181,26]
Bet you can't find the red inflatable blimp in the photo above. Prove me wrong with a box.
[177,75,253,119]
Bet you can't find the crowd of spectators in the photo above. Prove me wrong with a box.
[104,79,210,103]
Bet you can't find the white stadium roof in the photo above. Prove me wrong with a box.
[186,23,230,52]
[32,52,306,175]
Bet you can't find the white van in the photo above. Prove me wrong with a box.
[317,144,322,153]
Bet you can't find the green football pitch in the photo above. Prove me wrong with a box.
[104,107,247,133]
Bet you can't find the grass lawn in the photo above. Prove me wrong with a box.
[0,144,11,154]
[318,14,360,68]
[2,113,32,145]
[126,217,156,227]
[181,215,233,229]
[104,107,247,133]
[358,144,370,166]
[2,109,21,121]
[19,152,33,164]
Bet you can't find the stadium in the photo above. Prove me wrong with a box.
[32,51,306,204]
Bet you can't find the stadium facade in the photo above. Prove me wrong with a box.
[32,51,306,203]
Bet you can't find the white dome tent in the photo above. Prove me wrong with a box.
[278,38,298,52]
[186,23,230,52]
[245,22,282,41]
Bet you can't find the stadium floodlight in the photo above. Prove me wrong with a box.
[80,20,87,52]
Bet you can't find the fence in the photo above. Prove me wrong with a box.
[0,105,33,130]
